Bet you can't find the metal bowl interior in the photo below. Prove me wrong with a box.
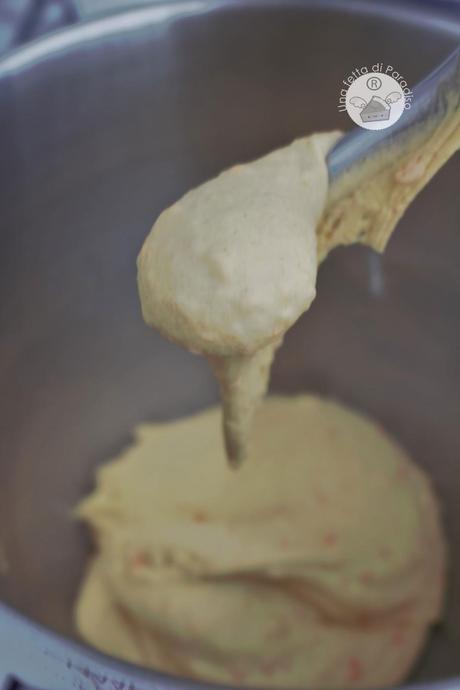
[0,0,459,685]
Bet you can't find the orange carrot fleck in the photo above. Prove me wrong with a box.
[347,656,363,683]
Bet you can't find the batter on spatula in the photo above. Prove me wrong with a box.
[138,105,460,465]
[137,132,335,465]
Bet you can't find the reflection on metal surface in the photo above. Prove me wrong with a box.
[76,0,167,19]
[0,0,79,55]
[368,250,385,298]
[0,0,208,76]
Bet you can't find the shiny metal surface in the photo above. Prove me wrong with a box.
[0,0,460,687]
[327,47,460,186]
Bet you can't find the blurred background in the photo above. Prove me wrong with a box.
[0,0,159,55]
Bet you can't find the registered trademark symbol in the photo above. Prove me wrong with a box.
[366,76,382,90]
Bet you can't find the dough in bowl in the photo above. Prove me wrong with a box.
[76,395,446,689]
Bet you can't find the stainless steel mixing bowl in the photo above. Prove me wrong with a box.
[0,1,459,688]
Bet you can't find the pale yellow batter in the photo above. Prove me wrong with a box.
[76,106,460,685]
[137,132,337,464]
[138,101,460,465]
[76,396,446,689]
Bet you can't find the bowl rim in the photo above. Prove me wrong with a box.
[1,0,460,80]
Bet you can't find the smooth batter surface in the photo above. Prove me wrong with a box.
[138,105,460,464]
[76,396,446,689]
[137,133,338,464]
